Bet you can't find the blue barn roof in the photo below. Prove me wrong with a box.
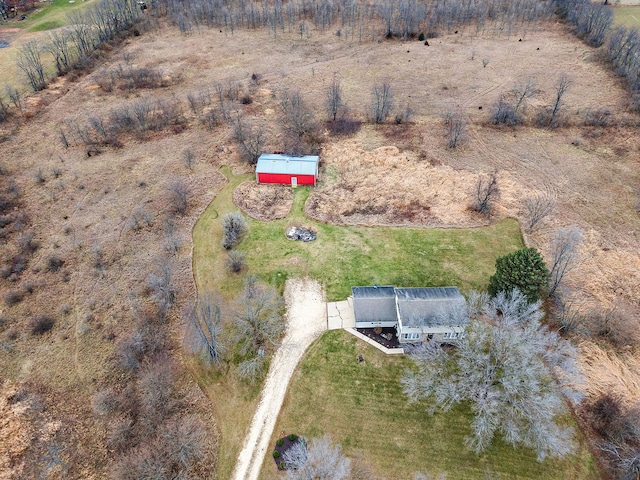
[256,154,319,176]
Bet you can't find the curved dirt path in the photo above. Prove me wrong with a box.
[231,277,326,480]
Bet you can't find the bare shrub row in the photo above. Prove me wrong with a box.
[64,97,185,147]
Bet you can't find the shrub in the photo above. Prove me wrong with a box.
[277,439,284,446]
[488,248,550,302]
[17,230,39,254]
[115,319,166,372]
[584,108,612,127]
[472,171,499,216]
[31,315,55,335]
[588,308,638,350]
[491,96,521,126]
[273,450,280,458]
[92,388,120,416]
[289,434,297,441]
[278,461,286,470]
[8,254,26,276]
[586,393,640,443]
[4,290,24,306]
[47,255,64,272]
[221,212,248,250]
[225,251,247,273]
[168,180,190,215]
[326,117,361,136]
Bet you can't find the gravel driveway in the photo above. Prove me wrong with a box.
[230,277,326,480]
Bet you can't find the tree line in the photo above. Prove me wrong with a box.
[554,0,640,111]
[157,0,553,38]
[5,0,143,98]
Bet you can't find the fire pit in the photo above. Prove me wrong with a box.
[286,226,316,242]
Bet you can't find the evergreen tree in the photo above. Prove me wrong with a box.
[488,247,549,302]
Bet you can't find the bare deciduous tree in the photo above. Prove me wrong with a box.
[283,435,351,480]
[237,355,265,381]
[394,103,413,125]
[17,41,47,92]
[512,78,536,117]
[550,74,570,125]
[147,262,178,318]
[473,171,499,216]
[370,81,393,123]
[556,299,586,335]
[225,250,247,273]
[47,30,73,76]
[586,393,640,443]
[221,211,248,250]
[6,84,23,117]
[540,74,571,128]
[128,206,153,232]
[521,191,556,233]
[185,294,225,365]
[280,90,316,137]
[326,74,345,121]
[233,276,284,355]
[600,442,640,480]
[548,225,582,296]
[168,180,190,215]
[182,149,196,170]
[157,415,208,473]
[280,89,320,154]
[444,110,466,148]
[137,356,179,429]
[233,117,267,165]
[403,289,581,460]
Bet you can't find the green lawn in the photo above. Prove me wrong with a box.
[261,330,599,480]
[24,0,97,32]
[193,169,525,302]
[613,6,640,28]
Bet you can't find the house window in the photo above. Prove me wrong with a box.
[403,333,420,340]
[443,332,459,340]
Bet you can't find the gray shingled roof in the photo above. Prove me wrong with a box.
[395,287,468,328]
[255,154,319,175]
[351,286,397,323]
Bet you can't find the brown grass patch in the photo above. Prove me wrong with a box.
[234,182,294,221]
[307,141,522,227]
[578,341,640,406]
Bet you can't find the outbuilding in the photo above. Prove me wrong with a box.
[255,154,319,186]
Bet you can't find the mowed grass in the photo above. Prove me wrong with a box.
[25,0,97,32]
[614,6,640,27]
[184,357,264,480]
[261,330,599,480]
[194,169,525,302]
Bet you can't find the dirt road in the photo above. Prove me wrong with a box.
[230,278,326,480]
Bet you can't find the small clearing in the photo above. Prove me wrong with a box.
[230,277,326,480]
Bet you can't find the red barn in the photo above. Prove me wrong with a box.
[255,154,319,186]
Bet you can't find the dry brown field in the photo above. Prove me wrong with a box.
[0,16,639,478]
